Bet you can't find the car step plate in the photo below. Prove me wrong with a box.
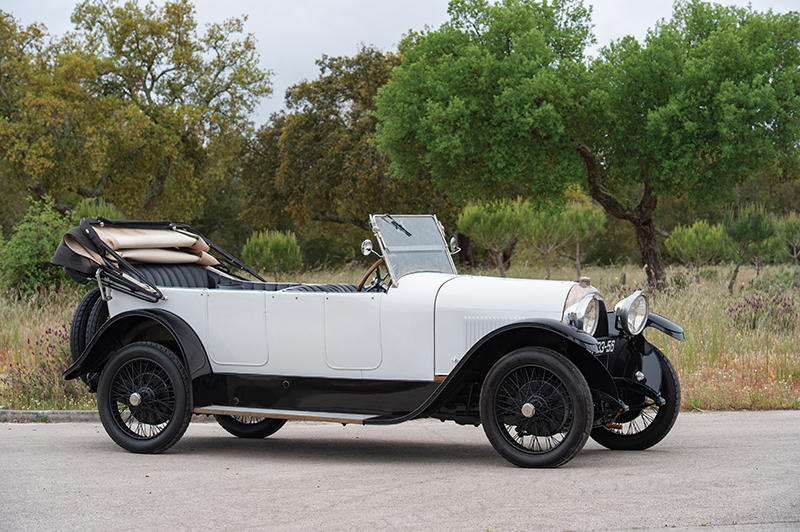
[194,405,374,424]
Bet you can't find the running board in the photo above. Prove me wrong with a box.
[194,405,374,425]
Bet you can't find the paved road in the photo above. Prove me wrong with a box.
[1,411,798,531]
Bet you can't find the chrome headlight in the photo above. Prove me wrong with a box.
[562,294,600,336]
[614,290,649,335]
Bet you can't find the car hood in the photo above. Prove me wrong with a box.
[435,274,576,321]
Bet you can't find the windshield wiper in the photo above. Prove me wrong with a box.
[386,215,412,237]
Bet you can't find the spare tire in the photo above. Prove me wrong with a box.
[69,288,101,362]
[85,295,109,343]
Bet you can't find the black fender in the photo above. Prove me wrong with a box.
[367,319,617,425]
[646,312,686,341]
[63,308,212,382]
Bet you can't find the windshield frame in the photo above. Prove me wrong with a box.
[369,214,457,287]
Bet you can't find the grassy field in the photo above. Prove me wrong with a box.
[1,263,798,411]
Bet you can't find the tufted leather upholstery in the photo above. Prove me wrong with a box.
[282,283,358,293]
[134,264,211,288]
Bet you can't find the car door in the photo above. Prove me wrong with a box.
[324,292,382,370]
[206,290,268,367]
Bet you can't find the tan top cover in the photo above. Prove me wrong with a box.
[93,227,210,252]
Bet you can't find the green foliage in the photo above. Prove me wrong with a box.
[0,197,69,294]
[376,0,800,286]
[241,230,302,281]
[69,197,124,226]
[524,204,572,280]
[563,200,606,277]
[665,220,727,282]
[457,199,530,276]
[777,212,800,288]
[723,204,776,293]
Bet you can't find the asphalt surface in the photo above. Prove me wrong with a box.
[1,411,798,531]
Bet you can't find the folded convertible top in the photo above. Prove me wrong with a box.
[52,218,262,302]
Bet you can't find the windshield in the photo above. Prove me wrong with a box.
[370,214,457,285]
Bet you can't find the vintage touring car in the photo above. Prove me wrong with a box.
[53,214,684,467]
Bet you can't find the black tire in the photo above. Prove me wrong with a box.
[85,295,109,344]
[480,347,593,468]
[590,349,681,450]
[97,342,192,453]
[214,415,286,439]
[69,288,101,362]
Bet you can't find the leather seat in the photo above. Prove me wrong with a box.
[282,283,358,293]
[134,264,211,288]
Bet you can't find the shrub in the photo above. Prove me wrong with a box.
[727,291,797,331]
[750,269,795,291]
[457,199,529,277]
[665,220,727,282]
[777,212,800,289]
[241,230,302,281]
[0,325,95,410]
[0,197,70,295]
[70,197,124,226]
[699,267,718,281]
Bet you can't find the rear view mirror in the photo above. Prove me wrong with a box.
[361,239,373,256]
[449,236,461,254]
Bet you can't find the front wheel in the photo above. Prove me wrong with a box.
[97,342,192,453]
[214,415,286,439]
[480,347,593,468]
[590,348,680,450]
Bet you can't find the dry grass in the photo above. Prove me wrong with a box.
[1,262,798,410]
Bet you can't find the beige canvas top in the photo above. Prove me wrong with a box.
[93,226,210,252]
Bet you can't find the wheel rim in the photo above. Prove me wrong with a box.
[608,401,659,435]
[494,364,574,454]
[231,416,266,425]
[108,357,176,440]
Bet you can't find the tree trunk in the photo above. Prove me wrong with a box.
[794,255,799,290]
[579,145,666,288]
[575,241,581,279]
[545,252,551,280]
[458,233,473,268]
[502,238,517,271]
[728,260,742,294]
[633,217,666,289]
[754,256,761,276]
[694,264,700,284]
[494,250,507,277]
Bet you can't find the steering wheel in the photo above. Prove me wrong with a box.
[357,258,389,292]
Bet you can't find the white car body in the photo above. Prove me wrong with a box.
[107,272,575,380]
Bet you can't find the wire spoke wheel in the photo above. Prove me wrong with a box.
[590,348,681,451]
[108,358,176,440]
[608,401,659,436]
[214,414,287,439]
[495,365,574,455]
[98,342,192,453]
[480,348,593,468]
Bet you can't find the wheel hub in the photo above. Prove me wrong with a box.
[521,402,536,418]
[129,392,142,407]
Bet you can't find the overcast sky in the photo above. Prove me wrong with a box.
[4,0,798,124]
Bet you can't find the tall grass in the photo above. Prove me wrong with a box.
[1,263,797,410]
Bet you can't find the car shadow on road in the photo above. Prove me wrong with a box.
[174,434,506,465]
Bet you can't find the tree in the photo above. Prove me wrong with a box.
[70,197,124,225]
[562,199,605,278]
[723,205,775,294]
[376,0,800,287]
[240,46,458,265]
[664,220,726,282]
[0,1,271,225]
[0,196,69,294]
[457,200,528,276]
[241,230,302,282]
[524,204,572,280]
[777,212,800,289]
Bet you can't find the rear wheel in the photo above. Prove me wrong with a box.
[480,347,593,468]
[590,349,680,450]
[214,415,286,439]
[97,342,192,453]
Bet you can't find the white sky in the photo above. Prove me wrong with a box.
[3,0,798,124]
